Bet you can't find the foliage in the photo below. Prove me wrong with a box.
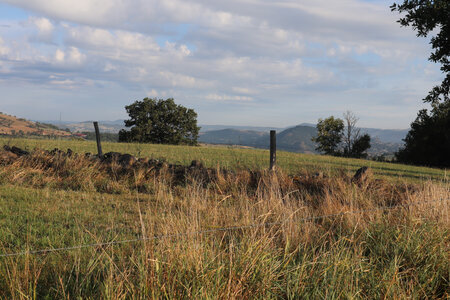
[396,102,450,167]
[392,1,450,167]
[313,113,371,158]
[312,116,344,155]
[391,0,450,105]
[119,98,200,145]
[342,111,371,158]
[351,133,372,158]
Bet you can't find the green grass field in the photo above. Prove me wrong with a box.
[0,136,447,183]
[0,137,448,298]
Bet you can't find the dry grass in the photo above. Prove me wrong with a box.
[0,148,449,298]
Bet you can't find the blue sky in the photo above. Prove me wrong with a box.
[0,0,443,129]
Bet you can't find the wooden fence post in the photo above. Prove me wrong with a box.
[270,130,276,171]
[93,121,103,157]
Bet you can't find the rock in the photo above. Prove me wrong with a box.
[102,152,122,161]
[190,160,203,168]
[50,148,64,156]
[3,145,29,156]
[352,167,372,183]
[102,152,137,167]
[118,153,137,167]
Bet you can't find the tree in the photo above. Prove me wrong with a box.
[392,1,450,167]
[350,133,371,159]
[118,98,200,145]
[342,111,371,158]
[391,0,449,105]
[312,116,344,155]
[312,112,371,158]
[342,111,360,156]
[395,102,450,167]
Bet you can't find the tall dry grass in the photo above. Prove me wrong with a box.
[0,149,448,298]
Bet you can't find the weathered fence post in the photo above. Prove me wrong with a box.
[270,130,276,171]
[93,121,103,157]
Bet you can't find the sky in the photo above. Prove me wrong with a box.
[0,0,443,129]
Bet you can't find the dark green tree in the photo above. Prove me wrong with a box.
[313,113,371,158]
[312,116,344,155]
[118,98,200,145]
[350,133,371,159]
[395,102,450,167]
[391,0,449,105]
[392,1,450,167]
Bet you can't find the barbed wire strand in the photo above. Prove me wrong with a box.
[0,197,447,258]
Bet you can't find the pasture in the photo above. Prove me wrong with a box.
[0,137,448,298]
[0,136,447,183]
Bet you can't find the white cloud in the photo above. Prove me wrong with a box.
[0,0,441,127]
[206,93,253,102]
[0,37,10,56]
[54,48,64,62]
[30,17,54,41]
[53,47,85,65]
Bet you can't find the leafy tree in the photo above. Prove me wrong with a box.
[312,116,344,155]
[391,0,449,105]
[395,102,450,167]
[392,1,450,167]
[312,112,371,158]
[350,133,371,159]
[119,98,200,145]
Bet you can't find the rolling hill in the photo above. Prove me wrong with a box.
[0,113,71,137]
[198,125,402,156]
[198,125,317,153]
[43,118,406,155]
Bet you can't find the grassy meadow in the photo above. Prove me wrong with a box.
[0,136,449,298]
[0,136,447,183]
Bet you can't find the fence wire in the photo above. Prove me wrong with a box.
[0,197,448,258]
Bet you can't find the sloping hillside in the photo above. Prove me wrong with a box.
[62,120,125,133]
[198,125,402,155]
[276,125,317,153]
[199,129,269,146]
[198,126,317,153]
[299,123,408,144]
[0,113,71,136]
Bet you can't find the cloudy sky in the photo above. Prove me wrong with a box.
[0,0,443,129]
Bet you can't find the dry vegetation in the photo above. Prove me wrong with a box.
[0,146,448,298]
[0,113,70,137]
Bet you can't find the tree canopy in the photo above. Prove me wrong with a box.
[118,98,200,145]
[391,0,450,105]
[312,113,371,158]
[395,102,450,167]
[312,116,344,156]
[392,1,450,167]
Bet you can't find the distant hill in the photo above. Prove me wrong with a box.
[299,123,408,144]
[56,120,126,133]
[0,113,71,137]
[199,129,268,146]
[42,118,407,155]
[199,125,402,156]
[199,125,284,132]
[276,125,317,153]
[198,125,317,153]
[51,120,407,145]
[54,121,283,134]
